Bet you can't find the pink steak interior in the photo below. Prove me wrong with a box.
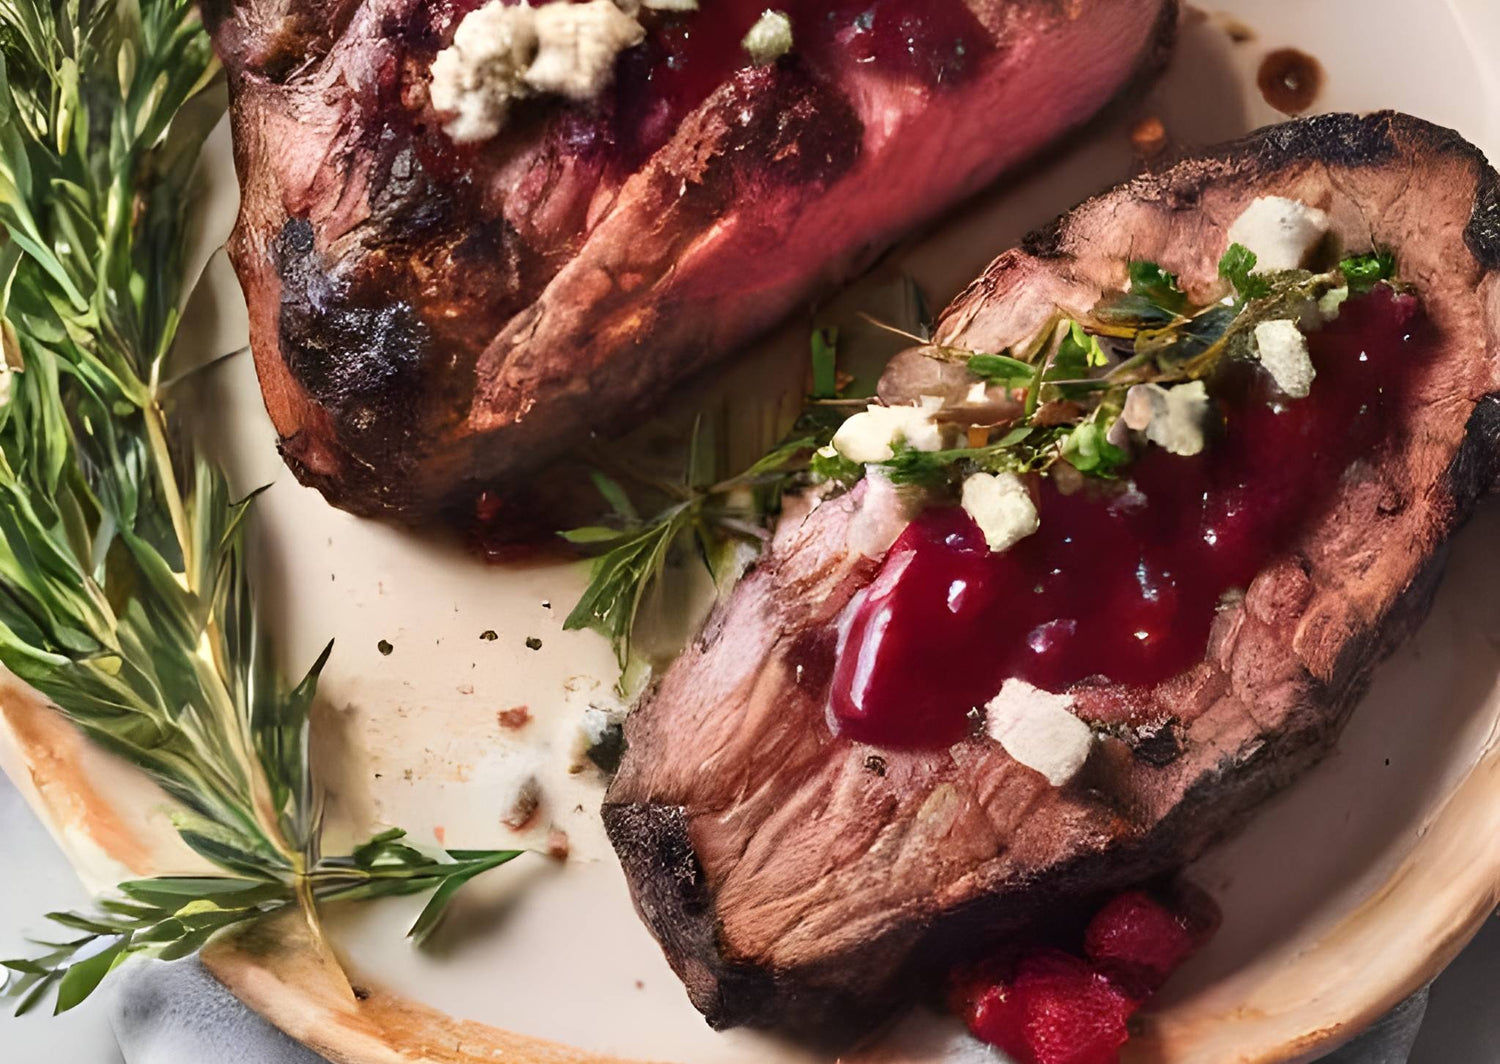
[832,286,1432,750]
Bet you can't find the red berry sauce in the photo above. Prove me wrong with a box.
[832,286,1431,749]
[607,0,991,163]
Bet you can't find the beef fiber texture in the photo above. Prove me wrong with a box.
[204,0,1175,522]
[603,112,1500,1044]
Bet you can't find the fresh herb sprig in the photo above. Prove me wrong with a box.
[561,318,861,671]
[563,415,838,671]
[563,239,1397,673]
[4,836,522,1014]
[0,0,518,1014]
[869,245,1396,488]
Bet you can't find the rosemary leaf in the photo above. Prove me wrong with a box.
[0,0,521,1015]
[407,850,525,947]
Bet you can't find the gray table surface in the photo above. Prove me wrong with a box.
[1,774,1492,1063]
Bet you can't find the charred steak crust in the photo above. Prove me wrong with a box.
[207,0,1178,521]
[603,112,1500,1041]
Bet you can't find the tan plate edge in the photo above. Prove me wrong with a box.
[203,912,662,1064]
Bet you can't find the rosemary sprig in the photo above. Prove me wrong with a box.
[562,416,835,671]
[0,0,518,1014]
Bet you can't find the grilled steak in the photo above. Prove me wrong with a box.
[203,0,1176,522]
[603,112,1500,1042]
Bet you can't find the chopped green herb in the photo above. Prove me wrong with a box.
[810,446,863,486]
[1094,261,1191,327]
[1127,260,1191,316]
[1060,418,1129,477]
[589,470,638,521]
[1055,320,1110,372]
[968,351,1037,389]
[1218,243,1273,302]
[1339,249,1397,295]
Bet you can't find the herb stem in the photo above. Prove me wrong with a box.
[143,392,193,579]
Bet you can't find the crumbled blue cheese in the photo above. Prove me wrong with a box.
[1226,196,1331,273]
[742,10,793,64]
[961,472,1039,553]
[1120,380,1211,456]
[527,1,646,99]
[430,1,644,143]
[830,397,946,463]
[984,680,1094,787]
[1252,319,1316,398]
[1315,284,1350,322]
[429,3,540,142]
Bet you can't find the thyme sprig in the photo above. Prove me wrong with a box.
[868,245,1396,487]
[0,0,518,1014]
[564,247,1397,669]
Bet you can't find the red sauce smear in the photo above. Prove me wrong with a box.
[832,286,1431,750]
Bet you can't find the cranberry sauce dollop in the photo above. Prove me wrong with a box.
[831,286,1432,750]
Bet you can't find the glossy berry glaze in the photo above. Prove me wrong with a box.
[616,0,988,163]
[832,286,1433,749]
[423,0,989,166]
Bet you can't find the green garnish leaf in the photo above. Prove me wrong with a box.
[1218,243,1273,302]
[589,470,638,521]
[1094,260,1190,326]
[880,439,958,486]
[1127,260,1191,315]
[1059,419,1129,477]
[967,351,1035,388]
[1339,249,1396,295]
[52,938,131,1015]
[407,850,525,947]
[1044,320,1111,400]
[562,504,697,669]
[810,446,862,486]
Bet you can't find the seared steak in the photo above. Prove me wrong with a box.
[603,112,1500,1042]
[204,0,1176,521]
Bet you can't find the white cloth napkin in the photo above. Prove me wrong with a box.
[106,956,1430,1064]
[111,959,324,1064]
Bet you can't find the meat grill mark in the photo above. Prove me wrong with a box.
[274,217,425,453]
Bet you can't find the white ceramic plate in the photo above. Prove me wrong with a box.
[3,2,1499,1063]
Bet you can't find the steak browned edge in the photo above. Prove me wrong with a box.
[201,0,1178,524]
[602,112,1500,1046]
